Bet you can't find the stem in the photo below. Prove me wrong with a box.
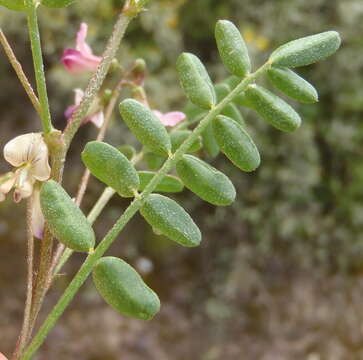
[22,63,269,359]
[12,196,35,359]
[25,0,52,133]
[0,29,41,117]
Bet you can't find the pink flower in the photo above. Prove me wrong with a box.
[153,110,186,127]
[0,352,8,360]
[65,89,104,128]
[61,23,102,74]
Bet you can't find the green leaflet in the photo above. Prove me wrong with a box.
[140,194,201,247]
[93,257,160,320]
[144,152,166,171]
[221,103,245,126]
[267,66,318,104]
[215,20,251,78]
[269,31,341,68]
[183,101,207,121]
[82,141,140,198]
[40,181,95,252]
[245,84,301,132]
[224,76,254,108]
[0,0,25,11]
[202,123,220,158]
[176,52,216,110]
[117,145,137,161]
[176,154,236,206]
[138,171,184,193]
[170,130,202,153]
[215,83,231,102]
[41,0,75,8]
[213,115,260,172]
[119,99,171,156]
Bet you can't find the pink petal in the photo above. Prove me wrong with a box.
[86,111,104,128]
[61,49,101,74]
[0,352,8,360]
[153,110,186,127]
[152,110,163,119]
[162,112,186,127]
[64,105,76,120]
[76,23,93,56]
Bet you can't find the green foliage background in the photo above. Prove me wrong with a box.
[1,0,363,359]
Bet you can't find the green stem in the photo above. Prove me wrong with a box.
[25,0,52,134]
[22,63,269,359]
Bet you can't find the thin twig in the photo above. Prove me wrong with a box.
[12,194,35,359]
[0,29,41,117]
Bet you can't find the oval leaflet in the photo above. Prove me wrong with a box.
[93,257,160,320]
[267,66,318,104]
[119,99,171,156]
[176,52,216,110]
[82,141,140,198]
[140,194,201,247]
[245,84,301,132]
[213,115,260,172]
[202,124,220,158]
[138,171,184,193]
[176,155,236,206]
[269,31,341,68]
[40,180,95,252]
[215,20,251,78]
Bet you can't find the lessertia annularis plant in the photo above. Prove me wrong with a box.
[0,0,340,358]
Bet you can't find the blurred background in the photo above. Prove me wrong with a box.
[1,0,363,359]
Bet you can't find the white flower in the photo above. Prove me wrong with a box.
[0,133,51,203]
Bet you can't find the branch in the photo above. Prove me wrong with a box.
[22,62,270,359]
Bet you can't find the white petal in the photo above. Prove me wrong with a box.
[30,139,51,181]
[0,172,16,195]
[88,111,104,128]
[13,177,34,203]
[4,133,43,167]
[74,88,84,106]
[31,187,45,239]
